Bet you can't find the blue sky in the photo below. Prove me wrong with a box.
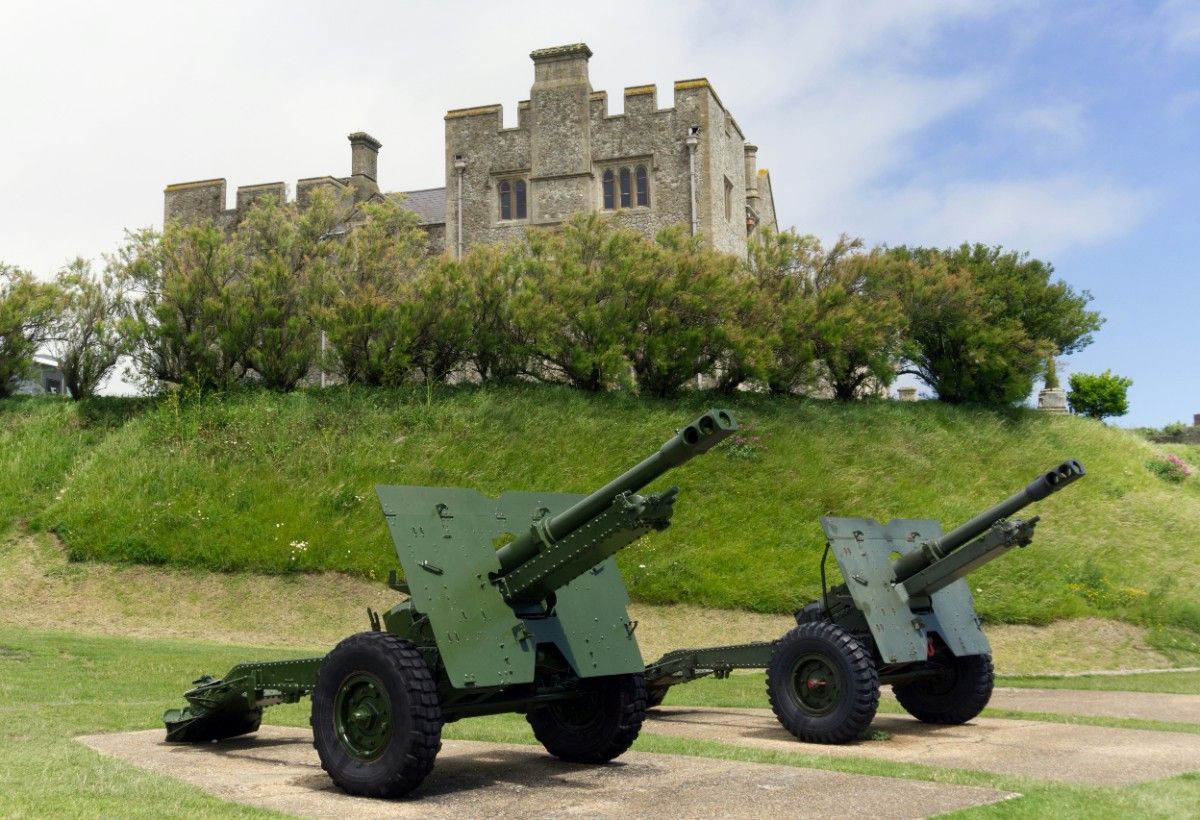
[0,1,1195,425]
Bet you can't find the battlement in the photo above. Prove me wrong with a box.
[446,75,737,133]
[164,132,387,230]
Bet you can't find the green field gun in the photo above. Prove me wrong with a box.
[163,409,737,797]
[644,459,1085,743]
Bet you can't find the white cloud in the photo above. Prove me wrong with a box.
[1011,103,1089,149]
[1156,0,1200,52]
[0,0,1152,276]
[857,175,1153,257]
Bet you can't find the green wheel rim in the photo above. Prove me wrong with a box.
[547,694,604,731]
[333,672,393,760]
[790,652,841,715]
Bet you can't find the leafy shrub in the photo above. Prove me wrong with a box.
[883,244,1101,406]
[0,264,62,397]
[1067,370,1132,420]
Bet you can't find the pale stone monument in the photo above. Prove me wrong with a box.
[1037,358,1068,413]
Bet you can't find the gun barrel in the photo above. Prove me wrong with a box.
[892,459,1085,584]
[495,409,738,574]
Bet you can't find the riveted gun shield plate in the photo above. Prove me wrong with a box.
[820,517,990,664]
[377,486,643,689]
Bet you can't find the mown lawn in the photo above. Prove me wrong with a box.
[1,624,1196,818]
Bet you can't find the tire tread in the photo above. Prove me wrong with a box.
[527,673,646,763]
[892,652,994,725]
[766,621,879,744]
[312,632,443,798]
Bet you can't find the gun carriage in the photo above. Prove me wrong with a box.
[163,409,737,797]
[644,460,1086,743]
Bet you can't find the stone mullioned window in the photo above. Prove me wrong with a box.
[498,179,528,221]
[601,165,649,210]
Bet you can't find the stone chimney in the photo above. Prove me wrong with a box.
[348,132,381,181]
[744,143,759,204]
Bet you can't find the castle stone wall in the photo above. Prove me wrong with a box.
[444,46,774,258]
[162,43,776,259]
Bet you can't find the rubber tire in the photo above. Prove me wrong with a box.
[794,601,826,626]
[766,622,879,744]
[312,632,443,798]
[892,653,994,725]
[527,672,646,763]
[645,687,667,709]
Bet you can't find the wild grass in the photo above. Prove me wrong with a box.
[0,396,145,528]
[10,531,1190,676]
[6,385,1200,631]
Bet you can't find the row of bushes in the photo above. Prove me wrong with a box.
[1,191,1102,404]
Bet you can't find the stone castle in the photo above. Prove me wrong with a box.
[164,43,777,257]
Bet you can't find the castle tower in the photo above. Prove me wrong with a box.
[527,44,594,223]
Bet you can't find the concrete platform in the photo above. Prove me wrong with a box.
[644,706,1200,785]
[980,686,1200,724]
[77,727,1015,819]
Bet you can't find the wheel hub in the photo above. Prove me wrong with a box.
[791,653,841,715]
[333,672,392,760]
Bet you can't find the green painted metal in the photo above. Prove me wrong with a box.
[376,486,653,687]
[333,672,393,760]
[163,409,737,755]
[819,516,988,663]
[790,652,841,715]
[644,460,1086,693]
[495,408,736,574]
[163,656,324,742]
[644,641,775,693]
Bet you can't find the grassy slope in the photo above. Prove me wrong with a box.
[8,531,1192,675]
[9,386,1200,631]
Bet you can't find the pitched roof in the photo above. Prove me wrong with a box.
[397,187,445,225]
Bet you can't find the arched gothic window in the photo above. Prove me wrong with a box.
[602,166,650,210]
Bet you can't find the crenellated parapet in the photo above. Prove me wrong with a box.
[162,132,446,239]
[442,44,774,258]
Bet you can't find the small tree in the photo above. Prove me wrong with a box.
[797,243,904,400]
[231,193,342,391]
[49,259,130,399]
[744,229,818,393]
[884,244,1102,407]
[407,258,473,383]
[624,227,742,397]
[458,242,535,384]
[0,264,62,397]
[742,230,902,399]
[520,214,640,391]
[117,223,245,391]
[1068,370,1132,420]
[316,196,430,386]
